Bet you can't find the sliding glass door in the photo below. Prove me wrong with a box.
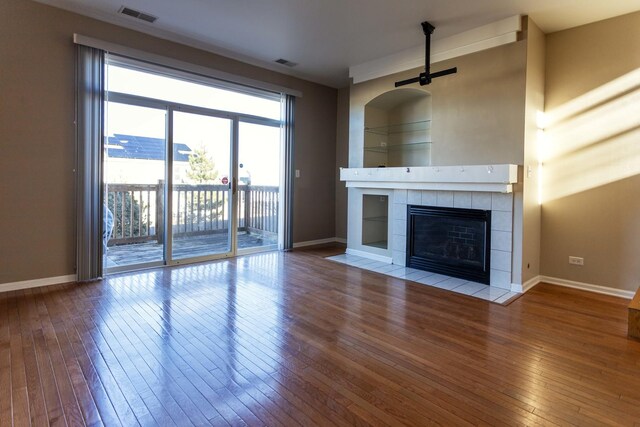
[170,111,234,262]
[237,121,282,253]
[102,56,286,273]
[103,102,167,270]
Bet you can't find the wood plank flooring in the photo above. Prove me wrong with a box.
[2,244,640,426]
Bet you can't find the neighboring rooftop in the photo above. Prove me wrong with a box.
[106,134,192,162]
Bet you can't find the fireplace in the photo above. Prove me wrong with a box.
[406,205,491,284]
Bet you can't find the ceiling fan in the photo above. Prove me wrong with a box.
[395,21,457,87]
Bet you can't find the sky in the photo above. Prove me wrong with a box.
[105,64,282,186]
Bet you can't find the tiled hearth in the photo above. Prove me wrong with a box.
[326,253,520,304]
[391,189,514,289]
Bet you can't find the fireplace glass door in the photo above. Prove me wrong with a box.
[407,205,491,284]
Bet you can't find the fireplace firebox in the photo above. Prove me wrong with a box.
[406,205,491,284]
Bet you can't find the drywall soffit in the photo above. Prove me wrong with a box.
[349,15,522,84]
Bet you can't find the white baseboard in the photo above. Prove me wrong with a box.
[539,275,635,299]
[0,274,77,293]
[521,275,542,293]
[345,248,392,264]
[293,237,345,248]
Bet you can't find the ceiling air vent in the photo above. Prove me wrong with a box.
[275,58,297,67]
[118,6,158,23]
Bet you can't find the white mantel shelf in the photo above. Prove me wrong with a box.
[340,164,519,193]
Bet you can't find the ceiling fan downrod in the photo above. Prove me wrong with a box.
[395,21,457,87]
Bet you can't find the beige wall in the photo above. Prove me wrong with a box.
[0,0,337,284]
[541,11,640,291]
[430,43,527,166]
[521,18,545,283]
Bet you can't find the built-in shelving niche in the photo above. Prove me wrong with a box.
[362,194,388,250]
[364,89,432,168]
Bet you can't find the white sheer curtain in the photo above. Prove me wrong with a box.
[75,44,105,281]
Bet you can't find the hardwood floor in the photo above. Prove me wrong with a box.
[2,245,640,426]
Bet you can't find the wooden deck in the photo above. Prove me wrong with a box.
[105,231,277,267]
[2,244,640,425]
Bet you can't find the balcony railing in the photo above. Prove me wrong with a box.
[106,182,279,246]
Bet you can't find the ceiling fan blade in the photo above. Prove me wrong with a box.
[395,76,421,87]
[429,67,458,80]
[396,67,457,88]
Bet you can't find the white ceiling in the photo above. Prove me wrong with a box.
[35,0,640,88]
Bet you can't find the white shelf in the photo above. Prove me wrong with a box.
[340,164,519,193]
[363,240,388,249]
[364,141,431,153]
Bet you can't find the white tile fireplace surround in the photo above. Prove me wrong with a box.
[340,164,520,291]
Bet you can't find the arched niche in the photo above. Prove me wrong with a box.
[364,88,432,168]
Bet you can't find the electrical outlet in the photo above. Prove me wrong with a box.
[569,256,584,266]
